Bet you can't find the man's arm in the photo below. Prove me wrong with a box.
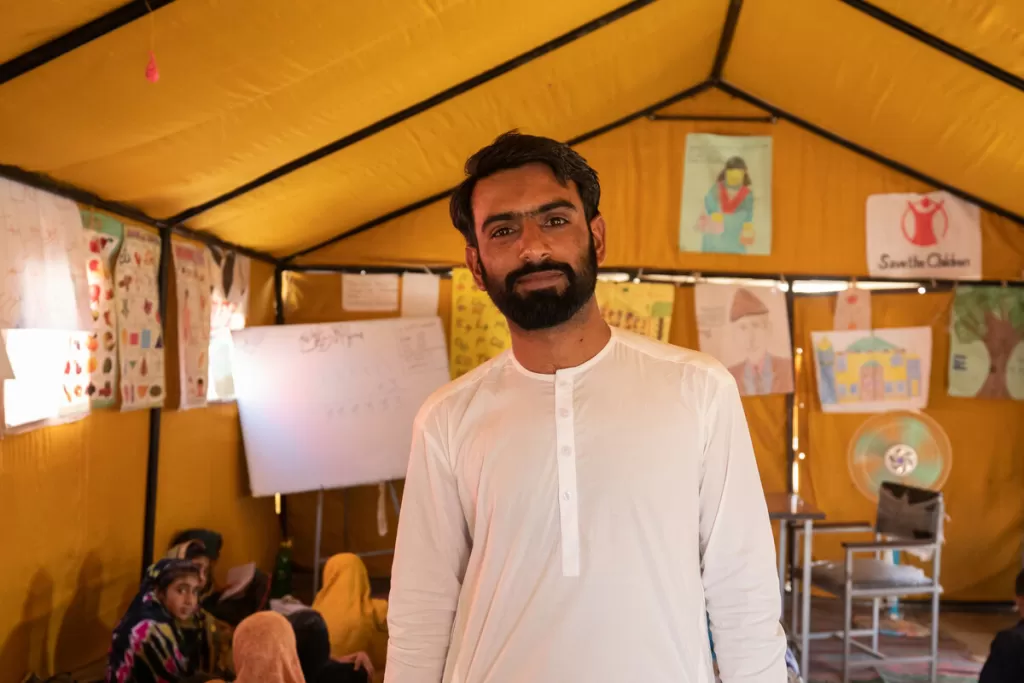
[386,411,471,683]
[699,366,787,682]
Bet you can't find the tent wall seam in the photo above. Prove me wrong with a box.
[0,0,179,87]
[164,0,659,227]
[838,0,1024,95]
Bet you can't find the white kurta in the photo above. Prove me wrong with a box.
[387,328,786,683]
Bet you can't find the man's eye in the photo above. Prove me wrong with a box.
[491,226,514,238]
[546,216,568,226]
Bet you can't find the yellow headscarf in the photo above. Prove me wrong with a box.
[311,554,388,671]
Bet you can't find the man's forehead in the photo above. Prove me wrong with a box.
[472,164,580,212]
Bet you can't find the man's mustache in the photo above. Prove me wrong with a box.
[505,261,576,291]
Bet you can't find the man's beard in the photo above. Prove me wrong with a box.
[479,238,598,331]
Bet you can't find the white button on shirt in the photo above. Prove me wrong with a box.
[387,328,786,683]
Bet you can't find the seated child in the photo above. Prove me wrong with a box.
[107,559,208,683]
[978,569,1024,683]
[288,609,372,683]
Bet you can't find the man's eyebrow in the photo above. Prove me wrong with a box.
[480,200,578,230]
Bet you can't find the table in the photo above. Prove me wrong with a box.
[766,493,825,678]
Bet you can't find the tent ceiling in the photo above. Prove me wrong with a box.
[0,0,1021,260]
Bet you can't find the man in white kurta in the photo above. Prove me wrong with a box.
[386,132,786,683]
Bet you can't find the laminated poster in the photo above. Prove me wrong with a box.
[449,268,510,379]
[116,226,165,410]
[595,281,675,343]
[948,286,1024,400]
[81,210,124,407]
[173,241,212,409]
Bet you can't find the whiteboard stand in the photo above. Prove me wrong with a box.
[311,480,403,597]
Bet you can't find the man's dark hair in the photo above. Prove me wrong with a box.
[449,131,601,246]
[1015,568,1024,597]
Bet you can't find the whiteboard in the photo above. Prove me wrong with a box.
[231,317,450,496]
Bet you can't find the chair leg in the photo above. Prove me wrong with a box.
[843,590,852,683]
[929,588,940,683]
[871,597,879,652]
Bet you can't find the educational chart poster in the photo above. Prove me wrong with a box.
[812,327,932,413]
[948,286,1024,400]
[866,191,981,280]
[81,210,124,407]
[695,284,793,396]
[172,241,211,409]
[679,134,773,256]
[595,281,675,343]
[449,268,510,379]
[115,226,165,410]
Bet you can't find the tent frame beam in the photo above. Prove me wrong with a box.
[0,163,278,264]
[838,0,1024,96]
[0,0,178,87]
[164,0,659,226]
[282,80,714,262]
[710,0,744,82]
[714,82,1024,227]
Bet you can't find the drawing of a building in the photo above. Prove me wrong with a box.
[815,336,922,404]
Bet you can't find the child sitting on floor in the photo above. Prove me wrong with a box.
[978,569,1024,683]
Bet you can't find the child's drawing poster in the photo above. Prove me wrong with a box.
[207,246,251,330]
[449,268,510,379]
[595,281,675,343]
[948,287,1024,400]
[679,134,773,256]
[695,284,793,396]
[833,286,872,331]
[812,327,932,413]
[173,241,211,409]
[81,210,124,407]
[116,226,165,410]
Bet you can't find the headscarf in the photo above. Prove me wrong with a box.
[310,554,388,669]
[107,559,210,683]
[231,612,305,683]
[171,529,223,561]
[165,539,235,675]
[287,610,332,683]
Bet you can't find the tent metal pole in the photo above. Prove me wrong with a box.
[282,80,713,262]
[714,82,1024,228]
[709,0,744,82]
[647,114,775,123]
[0,0,178,87]
[166,0,659,227]
[140,227,172,576]
[273,265,289,539]
[838,0,1024,96]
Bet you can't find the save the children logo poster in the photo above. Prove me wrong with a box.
[679,134,773,256]
[866,191,981,280]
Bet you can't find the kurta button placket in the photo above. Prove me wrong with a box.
[554,370,580,577]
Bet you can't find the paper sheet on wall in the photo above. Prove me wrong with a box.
[679,134,773,256]
[948,286,1024,400]
[811,327,932,413]
[401,272,440,317]
[172,241,212,409]
[0,336,13,380]
[81,211,124,408]
[0,177,92,331]
[833,287,872,331]
[866,191,981,280]
[207,246,251,402]
[449,268,510,378]
[595,281,675,342]
[342,273,399,312]
[116,226,165,410]
[695,283,794,395]
[2,328,90,430]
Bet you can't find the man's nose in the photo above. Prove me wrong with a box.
[517,221,552,262]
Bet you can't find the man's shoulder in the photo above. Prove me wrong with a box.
[413,350,511,427]
[613,328,736,386]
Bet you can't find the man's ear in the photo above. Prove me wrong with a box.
[590,215,608,265]
[466,245,485,291]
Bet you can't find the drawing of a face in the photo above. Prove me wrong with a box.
[734,312,771,365]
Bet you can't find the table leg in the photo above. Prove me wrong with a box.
[777,519,788,602]
[801,519,812,678]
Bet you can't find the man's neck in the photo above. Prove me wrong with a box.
[509,299,611,375]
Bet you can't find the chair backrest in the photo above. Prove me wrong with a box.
[875,482,944,541]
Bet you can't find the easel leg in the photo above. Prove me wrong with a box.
[388,480,401,518]
[313,489,324,597]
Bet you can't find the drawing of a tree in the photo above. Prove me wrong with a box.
[952,288,1024,398]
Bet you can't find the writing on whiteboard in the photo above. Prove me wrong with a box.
[299,326,365,353]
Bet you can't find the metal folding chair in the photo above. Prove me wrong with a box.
[793,482,944,683]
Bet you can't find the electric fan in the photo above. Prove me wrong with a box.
[847,411,953,637]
